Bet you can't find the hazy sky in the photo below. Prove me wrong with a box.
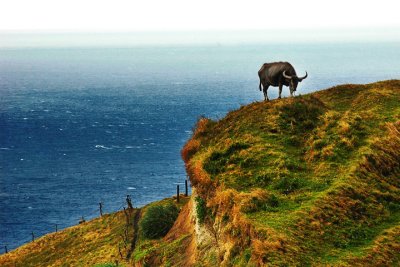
[1,0,399,47]
[1,0,399,31]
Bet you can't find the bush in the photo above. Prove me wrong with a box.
[273,176,304,194]
[195,196,208,224]
[267,194,280,208]
[204,151,227,175]
[181,139,200,162]
[255,172,273,187]
[242,194,280,213]
[140,203,179,239]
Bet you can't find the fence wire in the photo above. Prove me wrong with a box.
[1,179,190,255]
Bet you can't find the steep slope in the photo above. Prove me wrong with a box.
[182,80,400,266]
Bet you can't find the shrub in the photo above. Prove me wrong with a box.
[204,150,227,175]
[193,116,214,138]
[388,202,400,212]
[242,193,280,213]
[242,196,266,213]
[140,203,179,239]
[267,194,280,208]
[255,172,273,187]
[195,196,208,224]
[273,176,304,194]
[181,139,200,162]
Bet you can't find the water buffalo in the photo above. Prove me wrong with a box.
[258,62,307,101]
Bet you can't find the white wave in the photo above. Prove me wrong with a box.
[127,187,136,190]
[0,147,10,150]
[95,145,112,150]
[125,145,141,149]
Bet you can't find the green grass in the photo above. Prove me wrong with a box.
[183,79,400,266]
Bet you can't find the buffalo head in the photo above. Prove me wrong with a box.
[283,71,308,94]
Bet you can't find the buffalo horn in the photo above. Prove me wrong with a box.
[297,71,308,81]
[282,71,292,79]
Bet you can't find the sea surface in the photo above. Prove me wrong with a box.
[1,42,399,251]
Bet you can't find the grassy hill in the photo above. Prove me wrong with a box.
[0,197,191,267]
[1,80,399,266]
[181,80,400,266]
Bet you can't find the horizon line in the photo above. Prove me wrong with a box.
[1,26,400,34]
[1,27,400,49]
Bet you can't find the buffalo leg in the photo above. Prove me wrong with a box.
[278,83,283,99]
[263,84,270,101]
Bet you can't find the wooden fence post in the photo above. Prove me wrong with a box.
[177,185,180,203]
[4,245,7,253]
[31,232,35,242]
[185,180,188,196]
[126,195,133,210]
[99,202,103,217]
[55,224,58,232]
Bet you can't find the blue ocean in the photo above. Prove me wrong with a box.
[1,42,399,251]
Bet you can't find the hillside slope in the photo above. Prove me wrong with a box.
[182,80,400,266]
[0,197,190,267]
